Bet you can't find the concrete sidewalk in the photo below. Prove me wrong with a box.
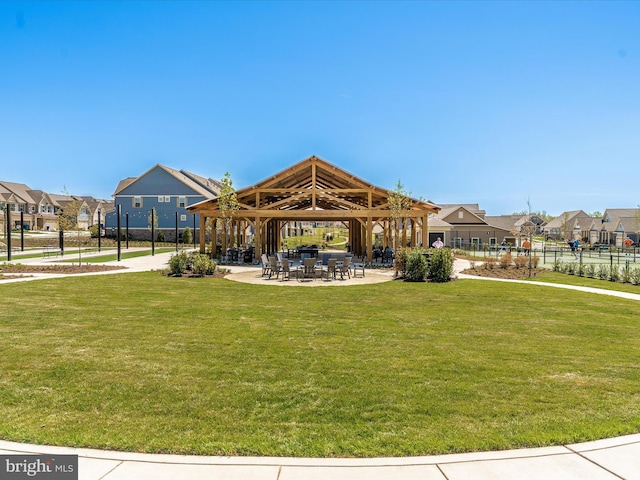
[3,254,640,479]
[2,434,640,480]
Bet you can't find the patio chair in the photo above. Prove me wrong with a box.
[382,249,394,266]
[268,256,280,279]
[279,258,291,281]
[297,256,317,282]
[337,256,352,279]
[320,258,337,281]
[261,253,272,277]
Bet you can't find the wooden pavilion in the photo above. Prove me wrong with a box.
[187,156,440,262]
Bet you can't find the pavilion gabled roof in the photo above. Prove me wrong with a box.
[188,155,440,218]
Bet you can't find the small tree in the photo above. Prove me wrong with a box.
[182,226,193,246]
[57,189,87,265]
[387,180,411,251]
[217,172,239,255]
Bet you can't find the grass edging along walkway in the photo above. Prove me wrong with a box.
[60,247,176,263]
[1,272,639,457]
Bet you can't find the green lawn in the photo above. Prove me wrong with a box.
[1,273,639,457]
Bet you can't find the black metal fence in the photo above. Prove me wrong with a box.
[457,242,639,266]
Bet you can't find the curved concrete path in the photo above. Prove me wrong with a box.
[2,252,640,479]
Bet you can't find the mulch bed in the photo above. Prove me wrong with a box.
[462,266,548,280]
[0,264,127,275]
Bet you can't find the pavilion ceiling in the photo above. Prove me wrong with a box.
[188,155,439,220]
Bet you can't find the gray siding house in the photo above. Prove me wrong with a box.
[105,164,221,241]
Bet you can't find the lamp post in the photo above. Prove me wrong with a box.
[20,211,24,252]
[151,208,155,256]
[5,204,11,261]
[175,211,179,252]
[97,209,101,252]
[117,204,121,262]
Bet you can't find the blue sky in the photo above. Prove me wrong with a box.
[1,1,638,216]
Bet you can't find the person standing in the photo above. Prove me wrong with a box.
[432,237,444,249]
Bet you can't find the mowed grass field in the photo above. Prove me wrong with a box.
[1,272,639,457]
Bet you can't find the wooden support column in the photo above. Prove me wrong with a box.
[411,218,422,247]
[366,216,373,262]
[254,216,262,260]
[422,215,428,249]
[211,219,217,258]
[199,214,206,253]
[276,221,282,252]
[402,218,407,248]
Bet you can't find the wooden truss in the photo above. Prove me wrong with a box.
[187,155,440,262]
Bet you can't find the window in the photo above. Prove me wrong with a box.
[178,196,186,208]
[489,237,497,246]
[180,214,187,221]
[164,196,171,203]
[471,237,480,247]
[458,211,464,219]
[133,196,142,208]
[158,196,164,203]
[454,237,464,248]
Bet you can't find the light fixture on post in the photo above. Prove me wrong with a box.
[97,208,101,252]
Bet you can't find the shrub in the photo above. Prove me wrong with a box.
[157,230,165,242]
[531,256,540,268]
[169,251,188,276]
[621,266,632,284]
[552,260,562,272]
[404,248,428,282]
[192,253,216,276]
[596,264,609,280]
[631,267,640,286]
[499,252,512,269]
[565,262,576,275]
[583,263,595,278]
[394,247,409,277]
[484,257,497,270]
[513,256,528,269]
[182,227,193,246]
[576,263,585,277]
[429,248,454,282]
[609,265,620,283]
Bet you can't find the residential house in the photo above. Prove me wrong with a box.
[543,210,593,242]
[79,196,114,231]
[589,208,640,247]
[431,204,513,248]
[106,164,221,241]
[0,181,62,232]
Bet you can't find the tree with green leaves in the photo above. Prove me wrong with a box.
[217,172,239,255]
[387,179,411,251]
